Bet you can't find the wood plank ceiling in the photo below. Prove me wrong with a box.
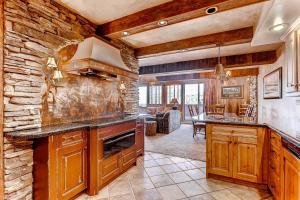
[56,0,280,70]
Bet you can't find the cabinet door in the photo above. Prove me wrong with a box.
[57,131,87,200]
[283,149,300,200]
[135,119,144,156]
[232,128,261,183]
[286,31,298,93]
[297,28,300,91]
[207,126,233,177]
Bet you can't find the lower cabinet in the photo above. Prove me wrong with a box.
[207,124,268,184]
[136,118,145,157]
[34,129,88,200]
[282,148,300,200]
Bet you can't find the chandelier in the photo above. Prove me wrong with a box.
[215,45,227,81]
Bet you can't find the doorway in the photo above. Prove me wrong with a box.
[183,83,205,121]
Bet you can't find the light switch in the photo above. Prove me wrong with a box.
[296,99,300,106]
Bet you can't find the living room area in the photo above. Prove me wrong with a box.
[138,67,257,162]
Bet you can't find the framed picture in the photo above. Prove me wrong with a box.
[221,85,244,99]
[263,67,282,99]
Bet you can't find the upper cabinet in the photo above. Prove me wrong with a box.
[282,19,300,95]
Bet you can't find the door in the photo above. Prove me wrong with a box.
[57,131,87,200]
[207,126,233,177]
[184,83,204,121]
[283,148,300,200]
[232,128,260,183]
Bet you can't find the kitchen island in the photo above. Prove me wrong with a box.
[193,113,300,199]
[5,115,145,200]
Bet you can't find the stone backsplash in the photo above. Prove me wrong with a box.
[2,0,138,199]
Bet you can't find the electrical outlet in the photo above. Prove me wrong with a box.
[296,99,300,106]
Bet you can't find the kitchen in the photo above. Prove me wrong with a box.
[0,0,299,200]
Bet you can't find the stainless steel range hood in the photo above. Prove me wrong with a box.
[64,37,137,79]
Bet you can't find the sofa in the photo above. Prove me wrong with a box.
[156,110,181,134]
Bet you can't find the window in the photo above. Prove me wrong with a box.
[167,85,182,104]
[138,86,147,107]
[149,85,162,105]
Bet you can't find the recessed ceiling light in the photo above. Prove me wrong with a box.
[269,23,289,32]
[181,49,188,52]
[157,20,168,26]
[205,6,218,15]
[122,31,130,36]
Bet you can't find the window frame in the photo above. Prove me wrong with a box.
[148,84,163,106]
[166,84,182,106]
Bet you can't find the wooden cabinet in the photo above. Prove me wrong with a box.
[136,118,144,157]
[56,131,87,200]
[207,124,268,184]
[268,131,282,200]
[282,148,300,200]
[88,120,138,195]
[208,126,232,177]
[284,22,300,94]
[34,130,88,200]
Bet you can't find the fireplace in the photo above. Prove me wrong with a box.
[103,129,135,158]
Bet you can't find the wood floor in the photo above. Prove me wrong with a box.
[145,125,206,161]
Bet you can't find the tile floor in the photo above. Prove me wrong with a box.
[77,152,273,200]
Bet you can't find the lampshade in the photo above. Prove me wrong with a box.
[53,69,63,80]
[215,63,226,80]
[47,57,58,68]
[170,98,179,105]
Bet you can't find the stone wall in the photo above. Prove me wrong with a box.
[2,0,138,199]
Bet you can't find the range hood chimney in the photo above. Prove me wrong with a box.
[64,37,137,80]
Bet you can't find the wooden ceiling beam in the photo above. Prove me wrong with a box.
[136,27,253,58]
[97,0,268,38]
[139,50,277,75]
[156,68,259,81]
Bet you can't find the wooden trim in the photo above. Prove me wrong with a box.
[97,0,268,38]
[139,51,277,75]
[0,0,4,198]
[136,27,253,58]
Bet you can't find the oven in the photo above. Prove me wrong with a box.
[103,129,135,158]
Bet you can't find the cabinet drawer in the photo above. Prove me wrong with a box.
[60,130,85,147]
[102,153,121,177]
[212,126,257,136]
[270,131,282,148]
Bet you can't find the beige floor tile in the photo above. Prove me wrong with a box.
[185,169,206,180]
[108,180,132,197]
[130,177,155,192]
[145,166,165,177]
[109,193,134,200]
[143,154,154,161]
[151,153,167,159]
[157,185,186,200]
[168,171,192,183]
[176,162,197,171]
[155,158,173,165]
[161,164,182,174]
[210,189,240,200]
[144,159,159,168]
[189,194,215,200]
[177,180,206,197]
[169,156,187,163]
[228,185,271,200]
[196,178,233,192]
[133,188,163,200]
[190,160,206,168]
[200,167,206,174]
[150,174,174,187]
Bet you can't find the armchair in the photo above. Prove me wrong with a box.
[156,110,181,134]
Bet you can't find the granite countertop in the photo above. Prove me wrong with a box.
[5,115,139,139]
[192,113,265,127]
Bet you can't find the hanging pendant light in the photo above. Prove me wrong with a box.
[215,45,226,81]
